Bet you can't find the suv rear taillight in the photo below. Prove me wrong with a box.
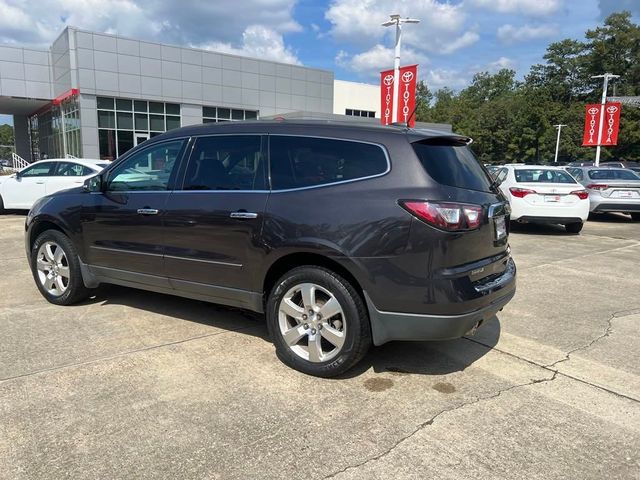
[509,187,536,198]
[400,201,482,231]
[586,184,609,191]
[571,190,589,200]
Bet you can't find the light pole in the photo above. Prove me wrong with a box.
[382,14,420,124]
[591,73,619,166]
[553,124,566,163]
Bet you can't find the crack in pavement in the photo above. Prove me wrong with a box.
[546,307,640,370]
[324,307,640,478]
[323,371,558,479]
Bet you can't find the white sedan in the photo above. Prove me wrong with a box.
[0,158,109,211]
[495,165,590,233]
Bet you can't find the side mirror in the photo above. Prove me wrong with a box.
[83,174,103,192]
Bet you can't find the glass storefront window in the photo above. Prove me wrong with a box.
[202,106,258,123]
[28,93,82,160]
[97,96,182,160]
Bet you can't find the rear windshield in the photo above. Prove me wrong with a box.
[515,169,576,184]
[588,169,640,180]
[411,140,492,192]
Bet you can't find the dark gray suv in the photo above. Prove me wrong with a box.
[25,120,516,377]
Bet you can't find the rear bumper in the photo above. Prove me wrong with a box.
[364,259,516,346]
[591,201,640,213]
[515,215,583,225]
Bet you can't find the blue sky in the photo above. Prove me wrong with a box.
[0,0,638,126]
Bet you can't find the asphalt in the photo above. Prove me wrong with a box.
[0,211,639,479]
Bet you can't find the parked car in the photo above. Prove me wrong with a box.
[601,161,640,174]
[24,121,516,377]
[566,166,640,220]
[0,159,109,211]
[494,165,590,233]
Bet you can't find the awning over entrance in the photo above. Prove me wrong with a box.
[0,96,51,116]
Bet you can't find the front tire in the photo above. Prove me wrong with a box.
[30,229,92,305]
[631,213,640,222]
[266,266,371,378]
[0,194,4,214]
[565,222,583,234]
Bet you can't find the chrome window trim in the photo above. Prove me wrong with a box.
[90,245,162,257]
[267,133,391,193]
[164,254,242,268]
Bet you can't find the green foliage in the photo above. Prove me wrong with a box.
[415,11,640,163]
[0,124,14,146]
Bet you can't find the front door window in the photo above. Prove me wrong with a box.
[106,140,186,191]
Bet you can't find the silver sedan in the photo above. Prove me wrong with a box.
[566,166,640,221]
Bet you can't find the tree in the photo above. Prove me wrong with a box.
[0,124,14,146]
[419,11,640,163]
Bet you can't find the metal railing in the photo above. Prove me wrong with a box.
[65,153,77,159]
[11,152,29,170]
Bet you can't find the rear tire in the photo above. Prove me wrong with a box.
[0,194,4,214]
[266,266,371,378]
[30,229,93,305]
[631,213,640,222]
[565,222,583,234]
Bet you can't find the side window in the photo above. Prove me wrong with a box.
[182,135,265,190]
[55,162,86,176]
[20,162,55,177]
[107,140,186,191]
[269,136,388,190]
[569,168,583,181]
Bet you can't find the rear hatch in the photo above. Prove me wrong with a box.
[405,136,511,284]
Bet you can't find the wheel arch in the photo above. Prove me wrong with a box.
[28,217,73,254]
[263,252,367,306]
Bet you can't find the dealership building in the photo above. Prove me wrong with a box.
[0,27,448,163]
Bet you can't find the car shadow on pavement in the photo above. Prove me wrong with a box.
[588,212,633,223]
[81,285,502,379]
[338,315,502,379]
[82,284,271,342]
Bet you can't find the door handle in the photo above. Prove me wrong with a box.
[230,211,258,219]
[137,208,159,215]
[36,181,45,184]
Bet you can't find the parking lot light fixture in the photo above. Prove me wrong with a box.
[382,14,420,124]
[553,124,567,163]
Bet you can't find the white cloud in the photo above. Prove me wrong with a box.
[497,23,558,44]
[426,68,470,91]
[198,25,300,65]
[336,44,428,75]
[468,0,562,16]
[487,56,516,71]
[422,57,517,91]
[0,0,301,51]
[325,0,478,54]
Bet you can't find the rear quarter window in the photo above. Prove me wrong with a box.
[411,139,492,192]
[269,136,388,190]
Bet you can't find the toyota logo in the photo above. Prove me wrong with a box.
[606,105,619,114]
[383,74,394,86]
[401,71,414,83]
[588,107,599,115]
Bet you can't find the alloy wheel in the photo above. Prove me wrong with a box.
[36,241,70,296]
[278,282,346,363]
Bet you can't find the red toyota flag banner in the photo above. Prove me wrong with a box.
[582,102,622,146]
[602,102,622,145]
[582,104,602,146]
[380,64,418,127]
[380,70,395,125]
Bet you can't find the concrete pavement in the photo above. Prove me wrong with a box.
[0,212,638,479]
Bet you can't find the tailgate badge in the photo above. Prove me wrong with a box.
[471,267,485,275]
